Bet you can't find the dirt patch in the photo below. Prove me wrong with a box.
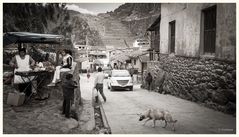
[3,85,81,134]
[3,84,111,134]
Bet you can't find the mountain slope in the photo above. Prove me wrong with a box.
[107,3,161,38]
[81,13,136,49]
[3,4,104,48]
[3,3,70,34]
[3,3,161,50]
[100,16,136,48]
[86,3,161,49]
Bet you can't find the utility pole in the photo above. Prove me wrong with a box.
[86,35,89,61]
[86,35,89,71]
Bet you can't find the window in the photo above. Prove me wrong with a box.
[203,5,216,54]
[169,21,176,53]
[134,59,136,65]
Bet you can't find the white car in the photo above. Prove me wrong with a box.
[108,69,133,91]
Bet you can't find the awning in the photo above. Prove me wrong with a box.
[3,32,64,46]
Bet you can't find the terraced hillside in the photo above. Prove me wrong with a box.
[100,16,136,48]
[82,14,136,49]
[71,3,161,50]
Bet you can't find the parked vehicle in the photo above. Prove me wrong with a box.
[103,66,111,78]
[108,69,133,91]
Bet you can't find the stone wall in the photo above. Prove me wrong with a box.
[143,54,236,115]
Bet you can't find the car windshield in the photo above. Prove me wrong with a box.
[112,71,130,77]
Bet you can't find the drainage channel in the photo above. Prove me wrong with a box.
[93,96,111,134]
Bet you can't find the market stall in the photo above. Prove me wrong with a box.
[3,32,65,103]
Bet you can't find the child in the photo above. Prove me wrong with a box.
[62,73,78,118]
[87,72,90,82]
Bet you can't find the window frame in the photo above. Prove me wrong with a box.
[169,20,176,54]
[200,5,217,56]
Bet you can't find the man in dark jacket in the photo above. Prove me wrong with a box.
[62,73,78,118]
[145,72,153,91]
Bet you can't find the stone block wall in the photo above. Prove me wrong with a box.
[143,54,236,114]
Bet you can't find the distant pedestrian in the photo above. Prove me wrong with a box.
[94,67,106,102]
[129,68,134,77]
[145,72,153,91]
[87,70,90,82]
[62,73,78,118]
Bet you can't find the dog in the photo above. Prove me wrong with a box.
[138,108,177,131]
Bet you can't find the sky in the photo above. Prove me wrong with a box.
[66,3,124,15]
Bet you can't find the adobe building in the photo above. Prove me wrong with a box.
[160,3,236,60]
[145,3,236,114]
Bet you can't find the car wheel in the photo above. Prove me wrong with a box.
[129,86,133,91]
[108,85,110,89]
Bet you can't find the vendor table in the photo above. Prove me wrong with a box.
[15,70,51,103]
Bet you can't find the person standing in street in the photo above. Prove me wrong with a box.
[94,67,106,102]
[87,68,90,83]
[145,72,153,92]
[62,73,78,118]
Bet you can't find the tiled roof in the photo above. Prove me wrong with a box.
[128,50,148,58]
[111,50,149,62]
[110,52,130,62]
